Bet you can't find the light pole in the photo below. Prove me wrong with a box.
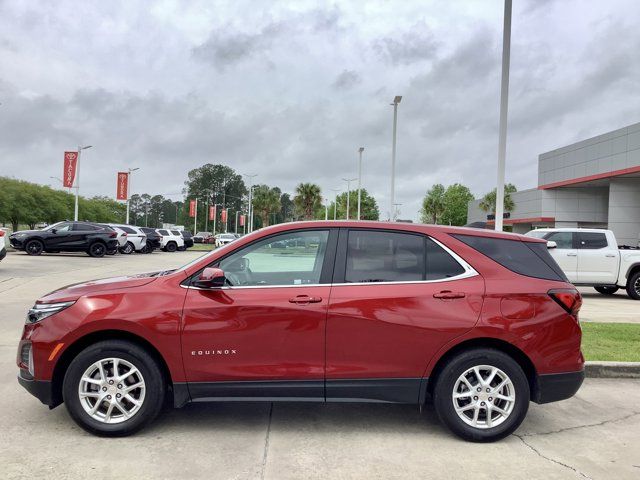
[125,167,139,225]
[73,145,92,221]
[357,147,364,220]
[390,95,401,221]
[330,188,340,220]
[342,178,357,220]
[494,0,512,231]
[244,174,257,233]
[324,198,328,221]
[235,210,240,233]
[193,198,198,234]
[393,203,402,221]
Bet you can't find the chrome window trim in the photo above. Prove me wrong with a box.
[181,236,479,291]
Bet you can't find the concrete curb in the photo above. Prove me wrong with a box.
[585,361,640,378]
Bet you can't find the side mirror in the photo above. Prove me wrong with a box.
[547,241,557,249]
[193,267,225,289]
[51,228,57,234]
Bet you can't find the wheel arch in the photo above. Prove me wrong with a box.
[625,263,640,282]
[50,329,174,408]
[425,337,538,403]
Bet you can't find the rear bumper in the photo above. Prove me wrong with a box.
[533,370,584,404]
[18,373,58,407]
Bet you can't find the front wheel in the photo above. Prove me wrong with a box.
[627,271,640,300]
[595,286,618,295]
[25,239,44,256]
[433,348,529,442]
[62,340,165,436]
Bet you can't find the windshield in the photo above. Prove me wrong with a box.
[195,232,210,236]
[42,221,64,231]
[220,234,235,239]
[525,230,548,239]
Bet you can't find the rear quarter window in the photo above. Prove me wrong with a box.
[452,234,568,282]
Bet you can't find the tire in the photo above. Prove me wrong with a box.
[626,271,640,300]
[120,242,135,255]
[25,239,44,256]
[594,286,618,295]
[433,348,530,442]
[62,340,165,437]
[88,242,107,258]
[165,242,177,253]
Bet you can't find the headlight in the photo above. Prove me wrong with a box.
[13,233,27,238]
[26,301,75,324]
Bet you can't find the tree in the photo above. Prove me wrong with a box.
[327,188,379,220]
[420,184,446,224]
[441,184,475,226]
[252,185,281,228]
[293,183,322,220]
[479,183,517,216]
[279,193,294,223]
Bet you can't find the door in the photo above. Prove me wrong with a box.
[577,232,618,284]
[545,231,578,282]
[71,222,104,250]
[44,222,75,250]
[181,229,337,400]
[326,229,485,403]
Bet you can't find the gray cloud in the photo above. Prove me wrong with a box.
[332,70,361,90]
[373,22,439,65]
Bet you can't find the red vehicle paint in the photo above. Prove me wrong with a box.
[17,221,584,441]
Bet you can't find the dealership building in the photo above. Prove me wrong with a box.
[467,122,640,246]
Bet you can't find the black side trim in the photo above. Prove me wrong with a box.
[326,378,422,404]
[533,370,584,404]
[17,375,58,408]
[188,380,325,402]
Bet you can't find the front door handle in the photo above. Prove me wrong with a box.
[433,291,466,300]
[567,252,577,257]
[289,295,322,305]
[605,253,616,258]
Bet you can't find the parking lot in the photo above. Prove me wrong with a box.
[1,250,639,479]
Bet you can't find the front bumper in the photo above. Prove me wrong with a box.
[18,371,57,407]
[9,237,25,249]
[533,370,584,404]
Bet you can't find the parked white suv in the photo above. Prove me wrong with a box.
[108,224,147,254]
[156,228,184,252]
[215,233,239,247]
[0,229,7,263]
[526,228,640,299]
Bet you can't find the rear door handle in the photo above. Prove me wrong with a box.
[567,253,577,257]
[433,291,466,300]
[605,253,616,258]
[289,295,322,305]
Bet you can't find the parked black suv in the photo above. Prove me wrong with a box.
[140,227,162,253]
[9,221,119,257]
[180,230,194,250]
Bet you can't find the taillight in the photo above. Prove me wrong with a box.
[121,232,127,237]
[0,230,4,237]
[549,289,582,316]
[109,232,117,238]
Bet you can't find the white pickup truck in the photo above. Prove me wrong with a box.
[526,228,640,300]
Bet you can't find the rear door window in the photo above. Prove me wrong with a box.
[345,230,424,283]
[426,238,466,280]
[577,232,608,249]
[158,230,169,236]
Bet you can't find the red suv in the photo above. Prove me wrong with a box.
[17,221,584,441]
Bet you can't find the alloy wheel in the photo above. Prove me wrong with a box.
[78,357,146,424]
[452,365,515,429]
[26,241,43,255]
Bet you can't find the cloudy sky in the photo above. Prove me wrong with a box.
[1,0,640,220]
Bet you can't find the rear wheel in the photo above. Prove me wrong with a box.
[165,242,177,253]
[433,348,529,442]
[25,239,44,256]
[626,271,640,300]
[594,286,619,295]
[62,340,165,436]
[120,242,135,255]
[88,242,107,258]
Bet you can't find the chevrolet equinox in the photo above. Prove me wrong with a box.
[17,221,584,441]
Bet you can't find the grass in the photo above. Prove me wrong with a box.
[189,243,216,251]
[581,322,640,362]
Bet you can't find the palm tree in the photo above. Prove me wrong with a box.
[479,183,517,216]
[252,185,281,227]
[420,184,445,224]
[293,183,322,220]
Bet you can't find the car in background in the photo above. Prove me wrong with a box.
[9,221,118,257]
[526,228,640,300]
[0,229,6,262]
[180,230,194,250]
[17,221,584,441]
[215,233,238,247]
[100,225,128,254]
[156,229,184,252]
[107,224,147,254]
[193,231,213,243]
[140,227,162,253]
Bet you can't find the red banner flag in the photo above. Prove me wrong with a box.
[189,200,196,217]
[221,208,228,223]
[63,151,78,187]
[209,205,216,221]
[116,172,129,200]
[239,215,245,227]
